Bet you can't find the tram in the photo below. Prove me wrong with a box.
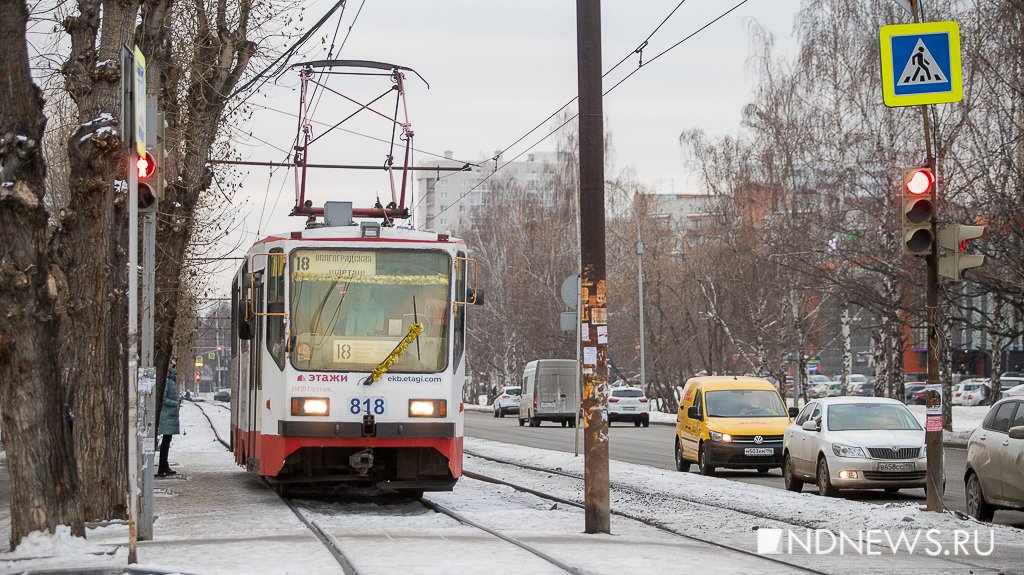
[227,61,479,494]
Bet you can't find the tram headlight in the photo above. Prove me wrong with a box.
[291,397,330,416]
[409,399,447,418]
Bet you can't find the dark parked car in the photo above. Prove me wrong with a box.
[905,383,927,404]
[214,388,231,402]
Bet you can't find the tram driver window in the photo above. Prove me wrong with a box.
[265,250,286,370]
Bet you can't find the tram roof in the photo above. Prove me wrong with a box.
[255,222,465,247]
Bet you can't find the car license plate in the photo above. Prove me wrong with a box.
[349,397,386,416]
[744,448,774,456]
[623,407,636,411]
[878,462,914,472]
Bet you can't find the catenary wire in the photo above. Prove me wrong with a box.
[424,0,753,227]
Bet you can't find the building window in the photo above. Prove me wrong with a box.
[440,191,449,199]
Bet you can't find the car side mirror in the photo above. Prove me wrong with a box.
[1009,426,1024,440]
[802,420,819,432]
[687,406,702,421]
[471,288,485,305]
[788,407,800,418]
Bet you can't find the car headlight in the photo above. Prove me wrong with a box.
[709,430,733,443]
[291,397,329,416]
[832,443,866,458]
[409,399,447,418]
[919,445,927,458]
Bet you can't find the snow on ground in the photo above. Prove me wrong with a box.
[1,399,1019,574]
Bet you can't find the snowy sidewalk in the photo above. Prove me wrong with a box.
[0,402,342,574]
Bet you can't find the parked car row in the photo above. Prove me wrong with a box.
[486,363,1023,523]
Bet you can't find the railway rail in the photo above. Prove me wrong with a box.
[193,401,591,574]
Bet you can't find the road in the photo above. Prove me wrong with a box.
[465,410,1024,528]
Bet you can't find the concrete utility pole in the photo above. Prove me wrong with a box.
[576,0,610,534]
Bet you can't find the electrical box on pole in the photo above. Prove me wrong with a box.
[901,166,935,255]
[937,224,985,281]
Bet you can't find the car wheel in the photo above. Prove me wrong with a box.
[561,420,567,428]
[493,409,499,418]
[518,418,525,427]
[757,466,770,474]
[966,472,995,522]
[783,454,803,492]
[816,457,838,497]
[634,420,641,428]
[698,443,715,476]
[674,438,690,472]
[499,408,506,418]
[530,417,540,427]
[884,487,900,494]
[642,419,649,428]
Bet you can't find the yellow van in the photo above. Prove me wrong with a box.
[674,376,798,476]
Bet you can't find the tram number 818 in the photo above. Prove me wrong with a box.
[350,397,386,416]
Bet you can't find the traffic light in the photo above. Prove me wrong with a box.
[137,151,158,212]
[194,370,201,381]
[937,224,985,281]
[901,167,935,255]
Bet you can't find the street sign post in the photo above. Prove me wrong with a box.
[879,21,962,107]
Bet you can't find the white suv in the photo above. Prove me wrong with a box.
[607,387,650,427]
[493,387,522,418]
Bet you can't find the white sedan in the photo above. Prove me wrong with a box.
[783,397,926,496]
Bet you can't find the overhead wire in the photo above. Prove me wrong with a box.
[424,0,750,227]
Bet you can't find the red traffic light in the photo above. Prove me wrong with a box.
[136,152,156,180]
[194,370,201,381]
[904,169,933,195]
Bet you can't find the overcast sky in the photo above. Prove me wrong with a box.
[210,0,804,295]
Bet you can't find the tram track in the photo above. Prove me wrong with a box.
[460,467,831,575]
[193,401,587,574]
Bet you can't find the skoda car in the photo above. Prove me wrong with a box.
[783,396,926,496]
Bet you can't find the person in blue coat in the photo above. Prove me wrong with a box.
[158,368,181,476]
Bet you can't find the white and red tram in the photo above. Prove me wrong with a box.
[229,220,479,494]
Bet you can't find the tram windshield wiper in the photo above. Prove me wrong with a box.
[361,322,424,385]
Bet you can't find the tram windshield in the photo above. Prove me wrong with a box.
[289,248,451,372]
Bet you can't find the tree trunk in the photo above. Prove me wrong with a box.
[840,298,852,392]
[57,0,139,521]
[0,0,84,546]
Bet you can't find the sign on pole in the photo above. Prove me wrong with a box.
[133,46,147,156]
[879,21,962,107]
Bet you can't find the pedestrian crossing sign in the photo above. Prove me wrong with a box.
[879,21,962,107]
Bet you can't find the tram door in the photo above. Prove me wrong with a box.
[247,270,264,471]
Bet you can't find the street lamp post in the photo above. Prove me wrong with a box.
[634,210,646,395]
[606,181,646,393]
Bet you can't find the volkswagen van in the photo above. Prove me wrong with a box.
[674,376,798,475]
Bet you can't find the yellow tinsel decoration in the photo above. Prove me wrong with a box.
[364,323,425,384]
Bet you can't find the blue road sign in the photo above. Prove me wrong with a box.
[879,21,962,107]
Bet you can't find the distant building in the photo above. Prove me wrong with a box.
[414,150,563,234]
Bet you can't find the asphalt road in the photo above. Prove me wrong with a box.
[465,410,1024,528]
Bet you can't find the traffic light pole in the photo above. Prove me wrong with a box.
[908,0,944,513]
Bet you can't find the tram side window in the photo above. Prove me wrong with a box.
[453,251,467,369]
[265,250,286,369]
